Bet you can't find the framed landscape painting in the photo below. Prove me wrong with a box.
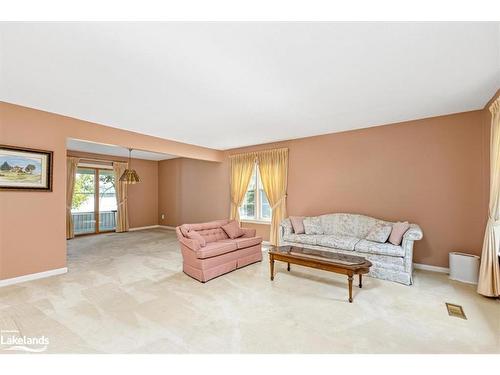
[0,145,53,191]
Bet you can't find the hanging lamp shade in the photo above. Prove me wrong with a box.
[120,148,141,184]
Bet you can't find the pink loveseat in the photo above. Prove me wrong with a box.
[176,219,263,282]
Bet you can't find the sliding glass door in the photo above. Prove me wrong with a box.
[98,169,117,232]
[71,167,117,235]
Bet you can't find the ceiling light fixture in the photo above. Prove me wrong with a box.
[119,148,141,184]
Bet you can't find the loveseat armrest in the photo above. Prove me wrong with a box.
[175,226,201,251]
[241,228,256,238]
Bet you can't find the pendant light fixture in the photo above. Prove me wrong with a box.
[119,148,141,184]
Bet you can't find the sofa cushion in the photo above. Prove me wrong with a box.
[365,223,392,243]
[389,221,410,245]
[355,239,405,257]
[221,220,244,239]
[320,213,381,238]
[186,230,207,247]
[303,217,324,235]
[290,216,305,234]
[283,234,319,246]
[220,236,262,249]
[317,234,360,251]
[196,241,238,259]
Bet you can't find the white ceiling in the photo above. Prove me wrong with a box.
[1,22,499,150]
[67,139,177,161]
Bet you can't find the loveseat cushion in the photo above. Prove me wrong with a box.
[181,220,230,243]
[195,241,238,259]
[220,236,262,249]
[221,220,244,239]
[196,228,229,243]
[186,230,207,247]
[355,239,405,257]
[317,234,360,251]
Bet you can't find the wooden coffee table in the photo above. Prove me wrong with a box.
[268,245,372,303]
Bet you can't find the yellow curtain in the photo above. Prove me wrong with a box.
[66,157,80,239]
[229,153,256,221]
[478,97,500,297]
[113,161,129,233]
[257,148,288,246]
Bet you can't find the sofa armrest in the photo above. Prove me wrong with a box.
[241,228,257,238]
[403,224,423,242]
[279,218,293,243]
[401,224,423,274]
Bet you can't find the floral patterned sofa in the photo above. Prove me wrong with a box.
[279,213,423,285]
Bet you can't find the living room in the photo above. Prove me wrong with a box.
[0,3,499,373]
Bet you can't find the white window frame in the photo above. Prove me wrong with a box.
[239,163,271,225]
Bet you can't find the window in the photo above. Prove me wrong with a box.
[239,164,271,223]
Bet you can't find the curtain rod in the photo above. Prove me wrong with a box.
[68,155,125,163]
[228,147,288,158]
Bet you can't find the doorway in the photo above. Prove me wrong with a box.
[71,167,117,235]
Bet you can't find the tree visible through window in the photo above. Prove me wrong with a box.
[239,164,271,222]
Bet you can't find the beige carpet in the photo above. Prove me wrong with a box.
[0,228,498,353]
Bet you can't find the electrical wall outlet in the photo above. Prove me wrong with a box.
[161,213,165,220]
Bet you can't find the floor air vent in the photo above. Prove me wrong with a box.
[445,303,467,320]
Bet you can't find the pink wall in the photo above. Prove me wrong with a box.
[0,102,220,280]
[127,158,159,228]
[158,158,182,226]
[1,104,67,279]
[158,158,229,227]
[235,110,489,268]
[158,110,490,268]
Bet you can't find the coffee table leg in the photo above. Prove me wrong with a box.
[348,275,353,303]
[359,274,362,288]
[270,255,275,281]
[287,262,290,272]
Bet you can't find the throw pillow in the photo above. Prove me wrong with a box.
[389,221,410,245]
[365,223,392,243]
[303,217,324,235]
[221,220,244,239]
[180,224,190,237]
[186,230,206,247]
[290,216,305,234]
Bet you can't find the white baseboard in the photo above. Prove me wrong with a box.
[448,277,478,285]
[0,267,68,288]
[129,225,175,232]
[158,225,176,230]
[414,263,449,274]
[129,225,161,231]
[262,241,271,246]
